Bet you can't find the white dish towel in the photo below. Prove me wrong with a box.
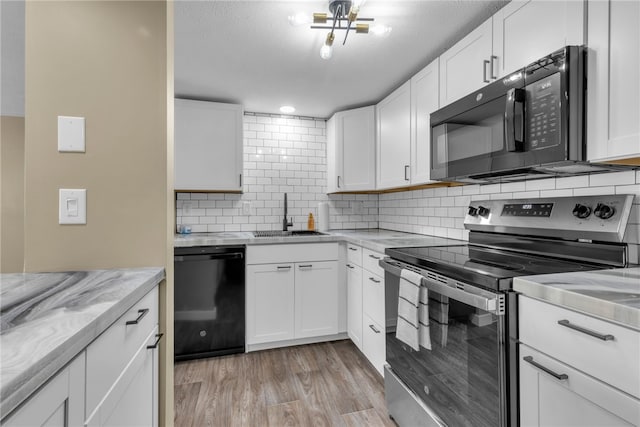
[395,269,424,351]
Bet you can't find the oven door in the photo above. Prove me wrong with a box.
[381,259,508,427]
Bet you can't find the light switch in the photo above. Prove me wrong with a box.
[58,116,85,152]
[242,201,251,215]
[59,189,87,224]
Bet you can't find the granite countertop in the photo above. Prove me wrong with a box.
[174,228,462,253]
[0,267,165,418]
[514,267,640,331]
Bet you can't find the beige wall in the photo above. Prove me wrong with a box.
[24,1,173,424]
[1,116,25,273]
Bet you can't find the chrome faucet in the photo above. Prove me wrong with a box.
[282,193,293,231]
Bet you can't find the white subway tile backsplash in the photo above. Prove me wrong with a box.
[590,170,636,187]
[525,178,555,191]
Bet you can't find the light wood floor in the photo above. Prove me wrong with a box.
[174,340,397,427]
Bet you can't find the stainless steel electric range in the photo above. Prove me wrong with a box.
[380,194,635,427]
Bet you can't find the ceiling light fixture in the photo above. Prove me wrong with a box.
[292,0,391,60]
[280,105,296,114]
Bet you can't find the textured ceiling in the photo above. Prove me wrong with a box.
[175,0,508,118]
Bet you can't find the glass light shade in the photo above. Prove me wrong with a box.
[320,44,333,60]
[288,12,311,26]
[279,106,296,114]
[370,24,392,37]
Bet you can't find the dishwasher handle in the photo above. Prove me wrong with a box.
[174,252,244,262]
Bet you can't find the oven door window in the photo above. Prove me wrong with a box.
[386,290,505,427]
[431,96,506,179]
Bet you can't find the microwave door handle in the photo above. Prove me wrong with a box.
[505,88,526,152]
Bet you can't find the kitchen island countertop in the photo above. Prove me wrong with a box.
[0,267,165,419]
[174,228,462,253]
[514,267,640,330]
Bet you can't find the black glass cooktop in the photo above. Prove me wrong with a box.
[385,244,606,292]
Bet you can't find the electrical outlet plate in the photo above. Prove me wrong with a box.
[352,201,365,215]
[58,116,86,152]
[242,201,251,215]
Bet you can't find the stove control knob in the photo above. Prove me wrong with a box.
[572,203,592,219]
[467,206,478,217]
[594,203,615,220]
[478,206,490,218]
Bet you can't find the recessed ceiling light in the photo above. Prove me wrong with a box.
[280,105,296,114]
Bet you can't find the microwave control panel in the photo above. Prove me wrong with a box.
[526,72,561,150]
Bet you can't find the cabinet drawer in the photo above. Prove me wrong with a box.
[519,296,640,398]
[520,345,640,427]
[362,314,385,376]
[363,272,384,327]
[86,287,158,415]
[248,243,338,264]
[362,248,384,277]
[346,244,362,267]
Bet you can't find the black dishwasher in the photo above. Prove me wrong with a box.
[174,245,245,361]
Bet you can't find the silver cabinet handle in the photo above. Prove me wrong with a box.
[147,333,164,349]
[369,277,381,283]
[298,264,313,269]
[490,55,498,79]
[337,176,341,188]
[369,324,380,333]
[348,247,358,251]
[239,173,242,187]
[126,309,149,325]
[557,319,614,341]
[368,254,381,260]
[277,265,291,271]
[523,356,568,381]
[346,264,355,269]
[483,59,490,83]
[404,165,410,181]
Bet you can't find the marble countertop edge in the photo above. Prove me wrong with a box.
[0,267,165,419]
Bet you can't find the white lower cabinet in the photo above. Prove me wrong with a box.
[246,243,340,349]
[346,261,363,350]
[3,286,160,427]
[346,245,386,376]
[519,296,640,427]
[3,355,85,427]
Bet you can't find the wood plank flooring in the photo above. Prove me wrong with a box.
[174,340,396,427]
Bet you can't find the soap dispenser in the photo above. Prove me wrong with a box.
[307,213,315,230]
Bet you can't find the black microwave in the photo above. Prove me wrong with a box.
[429,46,621,183]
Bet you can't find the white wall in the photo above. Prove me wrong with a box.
[176,113,378,232]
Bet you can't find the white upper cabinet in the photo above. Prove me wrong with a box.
[492,0,584,78]
[410,58,439,185]
[377,81,412,189]
[174,99,243,192]
[439,18,494,106]
[326,106,376,193]
[587,0,640,163]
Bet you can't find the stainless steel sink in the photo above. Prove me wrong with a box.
[252,230,327,237]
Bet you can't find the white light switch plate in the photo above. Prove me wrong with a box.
[59,189,87,224]
[242,201,251,215]
[58,116,85,152]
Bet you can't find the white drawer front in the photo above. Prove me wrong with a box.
[86,287,158,415]
[346,244,362,267]
[363,272,384,327]
[248,243,338,264]
[362,314,385,376]
[520,296,640,399]
[362,248,385,277]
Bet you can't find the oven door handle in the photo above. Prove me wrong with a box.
[380,259,501,314]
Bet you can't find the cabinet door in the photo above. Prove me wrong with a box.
[174,99,243,191]
[246,264,295,344]
[86,328,159,427]
[326,114,339,193]
[339,106,376,191]
[346,262,363,350]
[377,81,411,189]
[362,315,385,377]
[492,0,584,78]
[439,18,493,106]
[3,355,85,427]
[587,0,640,162]
[410,58,439,185]
[294,261,339,338]
[520,345,640,427]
